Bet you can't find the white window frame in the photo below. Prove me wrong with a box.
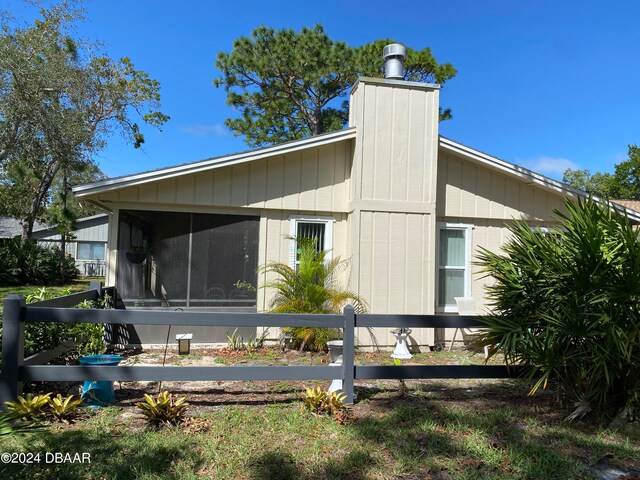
[436,222,473,313]
[289,215,334,268]
[76,241,106,261]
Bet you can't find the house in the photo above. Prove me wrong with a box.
[72,45,640,348]
[32,214,109,277]
[0,217,45,240]
[0,214,109,277]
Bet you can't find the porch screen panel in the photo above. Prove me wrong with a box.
[189,214,259,306]
[118,211,189,306]
[151,212,190,306]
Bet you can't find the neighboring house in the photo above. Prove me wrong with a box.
[72,56,640,347]
[32,214,109,277]
[0,215,109,277]
[0,217,46,240]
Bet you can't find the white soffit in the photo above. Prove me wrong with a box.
[73,128,357,198]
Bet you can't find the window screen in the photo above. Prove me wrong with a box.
[297,222,326,252]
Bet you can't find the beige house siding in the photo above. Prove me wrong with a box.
[435,149,568,345]
[349,78,439,205]
[436,151,566,221]
[346,78,440,346]
[257,211,350,312]
[96,141,352,213]
[353,211,435,347]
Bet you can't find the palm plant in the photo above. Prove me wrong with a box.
[260,236,367,351]
[476,198,640,419]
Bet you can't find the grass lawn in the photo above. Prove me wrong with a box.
[0,284,638,479]
[0,353,638,479]
[0,277,105,303]
[0,277,104,319]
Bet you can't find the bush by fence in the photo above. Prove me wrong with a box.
[0,239,78,286]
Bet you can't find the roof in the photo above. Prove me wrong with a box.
[611,200,640,216]
[73,128,357,198]
[0,217,24,238]
[0,217,47,239]
[71,124,640,223]
[0,215,108,239]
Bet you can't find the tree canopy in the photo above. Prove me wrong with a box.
[214,25,456,147]
[0,1,169,238]
[563,144,640,199]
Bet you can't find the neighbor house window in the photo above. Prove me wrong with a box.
[289,216,334,268]
[437,223,473,312]
[76,242,105,261]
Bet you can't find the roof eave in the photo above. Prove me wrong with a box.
[73,128,357,198]
[438,136,640,223]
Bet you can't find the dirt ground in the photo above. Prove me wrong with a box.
[100,346,556,423]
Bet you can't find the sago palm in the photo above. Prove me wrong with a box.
[476,198,640,420]
[260,236,367,351]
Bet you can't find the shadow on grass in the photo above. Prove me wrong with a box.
[346,385,640,479]
[0,427,205,480]
[249,449,377,480]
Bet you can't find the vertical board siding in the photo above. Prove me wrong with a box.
[436,151,565,221]
[355,211,434,346]
[73,220,108,242]
[99,142,351,213]
[407,89,427,202]
[356,83,439,205]
[259,212,349,313]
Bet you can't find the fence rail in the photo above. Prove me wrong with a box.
[0,287,528,408]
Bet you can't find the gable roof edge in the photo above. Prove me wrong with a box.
[73,128,356,198]
[439,136,640,223]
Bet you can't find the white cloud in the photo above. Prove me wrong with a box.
[519,156,579,176]
[180,123,228,137]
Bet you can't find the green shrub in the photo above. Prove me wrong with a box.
[477,198,640,419]
[0,239,78,286]
[21,287,106,360]
[136,391,189,428]
[260,236,367,351]
[5,393,51,420]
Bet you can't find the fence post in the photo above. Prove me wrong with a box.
[0,295,26,408]
[343,305,355,404]
[89,280,103,298]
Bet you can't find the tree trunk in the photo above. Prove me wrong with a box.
[59,169,68,284]
[20,159,61,242]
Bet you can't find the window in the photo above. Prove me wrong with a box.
[76,242,105,261]
[436,223,473,312]
[289,216,334,268]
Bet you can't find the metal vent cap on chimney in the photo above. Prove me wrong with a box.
[383,43,406,80]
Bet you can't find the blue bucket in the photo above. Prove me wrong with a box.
[79,354,122,407]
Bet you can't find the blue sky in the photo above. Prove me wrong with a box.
[5,0,640,181]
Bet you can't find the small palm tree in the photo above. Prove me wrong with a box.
[260,236,367,351]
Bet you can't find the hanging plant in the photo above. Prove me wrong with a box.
[126,245,149,264]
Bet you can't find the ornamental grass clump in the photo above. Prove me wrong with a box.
[477,198,640,420]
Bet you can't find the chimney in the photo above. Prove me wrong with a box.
[383,44,406,80]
